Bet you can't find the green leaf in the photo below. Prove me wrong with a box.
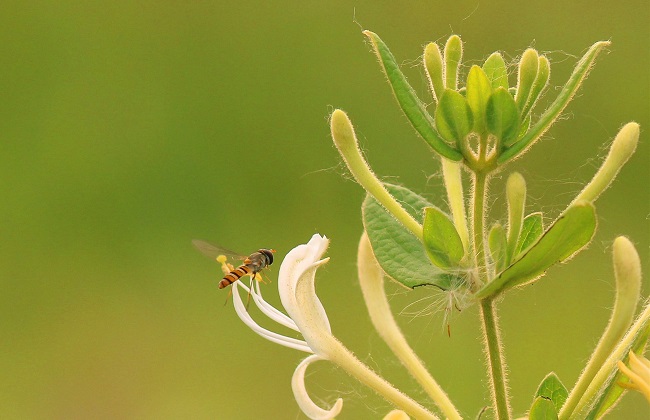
[488,223,507,274]
[521,55,550,118]
[466,65,493,133]
[486,87,520,147]
[529,396,559,420]
[362,30,462,161]
[424,42,445,102]
[435,89,474,146]
[505,172,527,264]
[515,48,540,111]
[423,207,465,269]
[514,212,544,257]
[517,113,531,140]
[498,41,610,165]
[476,202,597,299]
[514,212,543,256]
[586,323,650,419]
[535,372,568,413]
[362,183,461,290]
[444,35,463,90]
[483,52,509,90]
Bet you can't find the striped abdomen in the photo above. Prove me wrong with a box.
[219,264,254,289]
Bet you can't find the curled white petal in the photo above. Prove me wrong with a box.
[250,280,301,332]
[278,234,332,336]
[291,354,343,420]
[232,281,313,353]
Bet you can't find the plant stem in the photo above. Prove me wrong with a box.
[473,170,511,419]
[471,171,487,287]
[480,297,511,420]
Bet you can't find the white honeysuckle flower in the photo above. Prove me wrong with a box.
[232,280,313,353]
[230,233,332,353]
[231,234,343,419]
[230,234,438,420]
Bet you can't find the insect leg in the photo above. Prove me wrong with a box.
[245,275,256,311]
[224,287,233,306]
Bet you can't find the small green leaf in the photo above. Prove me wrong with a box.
[423,207,465,269]
[444,35,463,90]
[529,396,558,420]
[435,89,474,146]
[521,55,550,118]
[515,48,540,111]
[506,172,527,264]
[476,202,597,299]
[498,41,610,165]
[424,42,445,102]
[517,113,531,140]
[466,65,493,133]
[486,87,520,147]
[488,223,507,274]
[483,52,509,90]
[362,31,462,161]
[535,372,568,413]
[362,183,461,290]
[514,212,544,257]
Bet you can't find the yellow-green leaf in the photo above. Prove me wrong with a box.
[423,206,465,269]
[466,65,493,132]
[476,202,597,299]
[515,48,540,111]
[514,212,544,257]
[529,396,558,420]
[483,52,509,90]
[486,87,520,147]
[424,42,445,102]
[435,89,474,146]
[488,223,507,274]
[535,372,568,413]
[362,30,462,161]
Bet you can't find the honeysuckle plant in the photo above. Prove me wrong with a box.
[216,30,649,419]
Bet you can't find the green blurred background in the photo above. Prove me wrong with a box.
[1,1,648,418]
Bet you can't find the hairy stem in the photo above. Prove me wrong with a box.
[473,170,511,419]
[480,297,511,420]
[442,158,470,255]
[472,171,487,286]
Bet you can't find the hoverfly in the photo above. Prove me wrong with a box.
[192,240,276,289]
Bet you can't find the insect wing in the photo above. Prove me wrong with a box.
[192,239,246,261]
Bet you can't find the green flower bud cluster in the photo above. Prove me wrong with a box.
[364,31,609,171]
